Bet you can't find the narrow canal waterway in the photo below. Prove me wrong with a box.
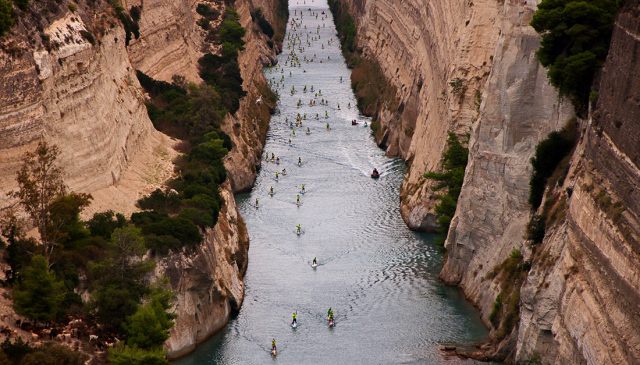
[175,1,489,363]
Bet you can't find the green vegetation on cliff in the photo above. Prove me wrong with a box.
[424,133,469,239]
[1,141,174,363]
[486,249,529,340]
[251,8,274,38]
[531,0,622,112]
[528,126,575,210]
[0,0,14,36]
[199,8,246,113]
[0,3,252,363]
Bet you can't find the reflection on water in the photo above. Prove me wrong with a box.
[175,1,489,363]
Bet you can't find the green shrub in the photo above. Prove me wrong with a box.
[489,293,503,326]
[424,133,469,238]
[130,5,141,22]
[199,54,245,113]
[141,217,201,247]
[1,338,31,363]
[178,208,213,227]
[488,249,527,339]
[529,131,574,209]
[19,343,86,365]
[89,226,153,331]
[0,337,86,365]
[109,0,140,45]
[527,214,546,243]
[219,9,245,47]
[13,255,66,322]
[196,3,218,20]
[531,0,622,112]
[137,189,181,214]
[79,30,96,45]
[0,0,13,37]
[136,70,186,97]
[108,345,168,365]
[125,288,174,349]
[87,210,127,239]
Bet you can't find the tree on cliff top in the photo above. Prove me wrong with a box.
[531,0,622,112]
[10,141,67,261]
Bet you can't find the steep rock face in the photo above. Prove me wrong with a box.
[222,0,280,192]
[440,0,573,324]
[124,0,207,83]
[159,182,249,359]
[344,0,501,230]
[517,2,640,363]
[0,10,175,216]
[155,0,280,355]
[0,0,281,358]
[347,0,640,362]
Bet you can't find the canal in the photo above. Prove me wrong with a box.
[175,1,489,363]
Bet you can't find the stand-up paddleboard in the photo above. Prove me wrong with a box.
[271,348,277,357]
[291,322,297,329]
[311,262,318,269]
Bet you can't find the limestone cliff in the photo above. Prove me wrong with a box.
[0,0,282,359]
[124,0,207,83]
[341,0,502,231]
[440,0,573,336]
[516,2,640,363]
[121,0,281,193]
[0,6,175,216]
[222,0,280,192]
[341,0,640,363]
[157,182,249,359]
[123,0,281,356]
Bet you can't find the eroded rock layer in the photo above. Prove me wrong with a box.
[159,182,249,359]
[340,0,640,363]
[0,0,282,359]
[0,7,174,216]
[343,0,502,231]
[517,2,640,363]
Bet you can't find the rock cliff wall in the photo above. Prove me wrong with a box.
[123,0,281,356]
[343,0,501,231]
[0,6,175,217]
[0,0,282,359]
[124,0,207,83]
[440,0,573,332]
[517,2,640,363]
[222,0,280,192]
[342,0,640,363]
[158,181,249,358]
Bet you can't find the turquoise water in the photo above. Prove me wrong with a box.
[175,1,489,363]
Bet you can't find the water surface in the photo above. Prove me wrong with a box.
[176,1,489,363]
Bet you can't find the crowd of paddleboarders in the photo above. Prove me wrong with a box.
[263,4,379,357]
